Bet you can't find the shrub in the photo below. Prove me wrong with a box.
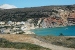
[59,33,64,36]
[0,38,51,50]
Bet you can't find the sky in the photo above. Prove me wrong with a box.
[0,0,75,8]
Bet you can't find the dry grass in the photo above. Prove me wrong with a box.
[0,35,51,50]
[40,36,75,48]
[0,48,25,50]
[0,34,35,43]
[0,34,75,50]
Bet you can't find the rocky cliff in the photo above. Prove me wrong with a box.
[0,4,75,28]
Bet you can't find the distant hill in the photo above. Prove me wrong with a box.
[0,4,75,21]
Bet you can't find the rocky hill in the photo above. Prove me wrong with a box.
[0,4,74,21]
[0,4,75,28]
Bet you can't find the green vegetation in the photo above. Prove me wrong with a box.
[0,38,51,50]
[39,36,75,48]
[0,5,75,21]
[18,31,25,34]
[59,33,64,36]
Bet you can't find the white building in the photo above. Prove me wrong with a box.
[0,21,5,25]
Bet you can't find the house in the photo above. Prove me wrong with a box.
[0,21,5,25]
[0,28,11,34]
[7,21,15,25]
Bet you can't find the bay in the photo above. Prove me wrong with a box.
[31,26,75,36]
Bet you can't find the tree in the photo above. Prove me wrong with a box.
[59,33,64,36]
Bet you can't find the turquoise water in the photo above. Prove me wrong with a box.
[31,26,75,36]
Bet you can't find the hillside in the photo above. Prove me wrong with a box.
[0,4,75,28]
[0,4,75,21]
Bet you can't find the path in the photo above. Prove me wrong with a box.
[32,38,75,50]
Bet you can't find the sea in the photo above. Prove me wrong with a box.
[31,25,75,36]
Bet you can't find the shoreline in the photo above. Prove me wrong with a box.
[30,25,75,36]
